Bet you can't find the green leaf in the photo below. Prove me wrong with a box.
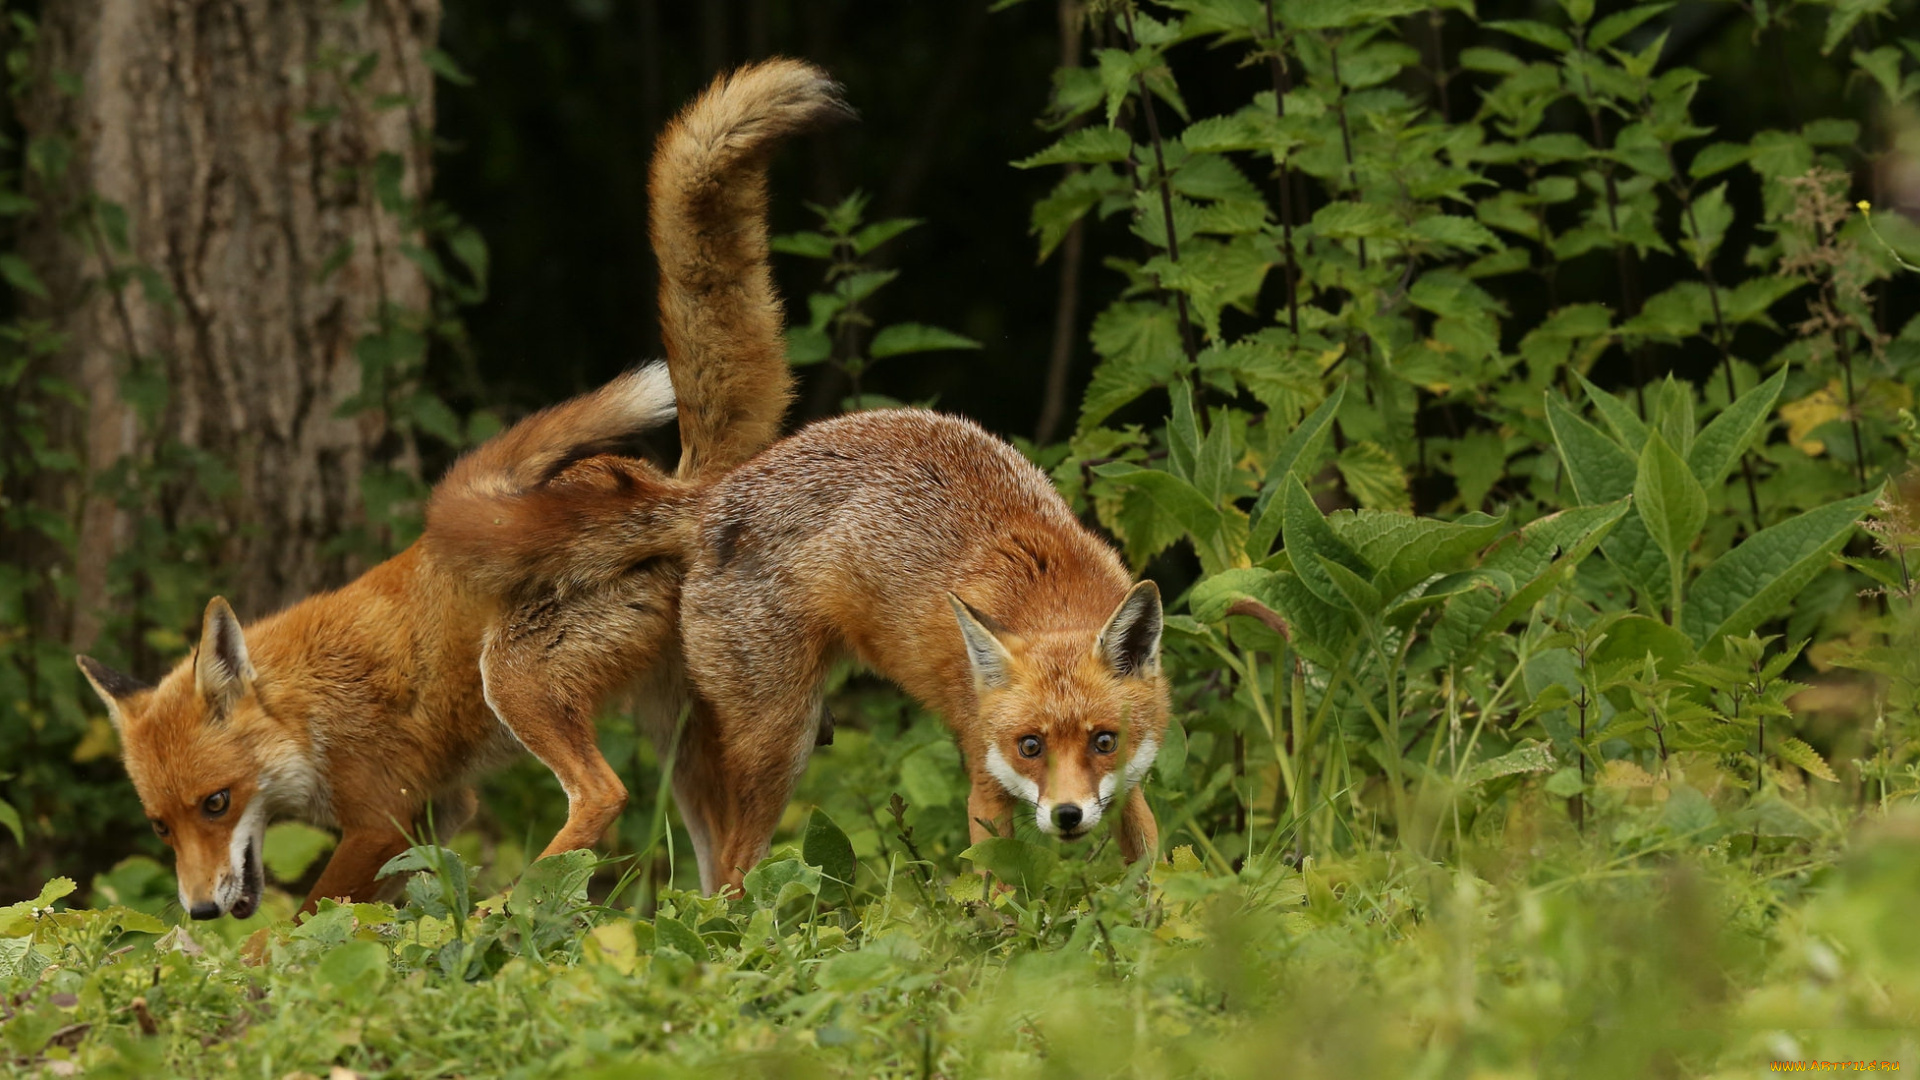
[1589,3,1672,49]
[1465,741,1557,785]
[0,254,48,300]
[1775,736,1839,782]
[1679,182,1733,267]
[1434,500,1630,660]
[1688,367,1785,488]
[802,808,857,887]
[1546,394,1636,503]
[961,837,1059,896]
[1578,374,1648,451]
[1015,127,1134,168]
[1248,382,1346,558]
[869,323,982,359]
[1487,19,1574,52]
[263,822,337,883]
[1333,509,1508,600]
[0,799,20,848]
[1688,141,1753,179]
[1337,441,1409,512]
[423,47,475,86]
[1315,554,1383,617]
[852,218,921,255]
[653,915,710,962]
[1282,477,1371,610]
[1634,429,1707,572]
[1681,488,1881,647]
[770,231,836,259]
[315,940,389,1004]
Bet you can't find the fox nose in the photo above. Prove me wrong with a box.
[1053,804,1083,831]
[188,901,220,921]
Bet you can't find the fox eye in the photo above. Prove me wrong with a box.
[201,790,230,817]
[151,819,170,840]
[1093,731,1118,754]
[1017,735,1043,758]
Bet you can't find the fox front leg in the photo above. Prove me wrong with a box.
[300,827,412,915]
[1116,785,1159,864]
[966,777,1017,847]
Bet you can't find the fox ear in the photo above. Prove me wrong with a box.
[75,655,152,731]
[1096,580,1163,678]
[948,593,1014,690]
[193,596,255,715]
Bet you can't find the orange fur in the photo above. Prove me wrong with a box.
[673,411,1172,894]
[76,60,839,919]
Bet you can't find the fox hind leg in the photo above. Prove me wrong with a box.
[480,572,681,860]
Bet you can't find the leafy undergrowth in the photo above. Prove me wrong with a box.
[5,802,1919,1078]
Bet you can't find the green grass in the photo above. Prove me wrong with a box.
[5,709,1918,1079]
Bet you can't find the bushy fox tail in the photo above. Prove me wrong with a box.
[424,61,841,597]
[652,58,849,478]
[425,365,696,597]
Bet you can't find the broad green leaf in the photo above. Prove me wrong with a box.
[0,254,48,300]
[1590,3,1672,49]
[1679,182,1733,266]
[0,799,20,848]
[1168,379,1200,482]
[315,940,389,1004]
[653,915,710,961]
[1315,553,1383,617]
[1681,488,1881,647]
[1688,367,1786,488]
[1248,382,1346,557]
[1266,569,1356,667]
[1578,374,1648,451]
[1194,408,1234,503]
[1337,441,1409,512]
[1091,463,1236,571]
[1283,477,1371,610]
[1187,567,1278,624]
[1688,140,1753,179]
[1591,613,1697,671]
[1634,430,1706,586]
[869,323,982,359]
[961,837,1058,896]
[1775,736,1839,782]
[1014,127,1134,168]
[1330,509,1507,600]
[1434,500,1631,660]
[1487,19,1574,52]
[802,808,857,887]
[1546,394,1636,502]
[263,822,337,882]
[1465,741,1558,785]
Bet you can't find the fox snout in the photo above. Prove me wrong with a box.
[173,804,268,920]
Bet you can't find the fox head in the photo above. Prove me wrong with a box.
[76,597,272,920]
[949,581,1169,841]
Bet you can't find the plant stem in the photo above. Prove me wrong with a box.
[1121,6,1200,368]
[1327,36,1367,271]
[1262,0,1301,337]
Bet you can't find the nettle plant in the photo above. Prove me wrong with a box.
[1019,0,1920,859]
[774,192,982,411]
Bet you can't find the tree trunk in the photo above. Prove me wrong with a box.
[19,0,439,655]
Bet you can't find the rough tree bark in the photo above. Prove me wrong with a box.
[19,0,440,655]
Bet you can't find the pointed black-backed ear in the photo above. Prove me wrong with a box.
[75,655,152,731]
[193,596,255,714]
[948,593,1015,690]
[1096,580,1163,678]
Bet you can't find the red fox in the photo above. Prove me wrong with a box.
[674,410,1171,894]
[74,60,845,919]
[437,405,1173,896]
